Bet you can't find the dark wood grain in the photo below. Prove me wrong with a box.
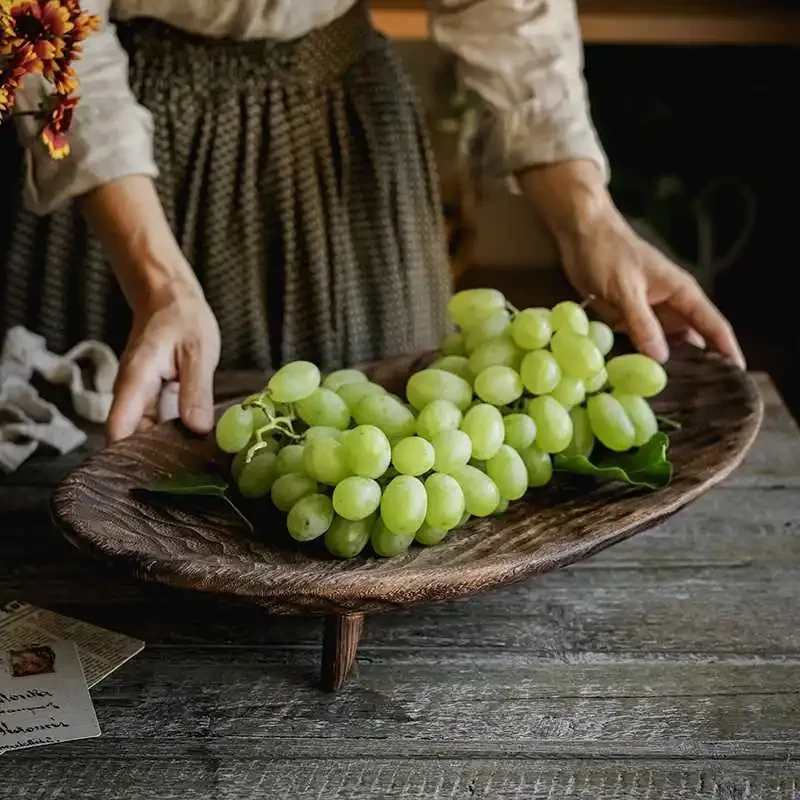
[50,344,763,615]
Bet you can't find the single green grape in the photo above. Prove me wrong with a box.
[612,391,657,446]
[270,472,318,512]
[441,332,467,357]
[560,406,595,459]
[431,429,473,473]
[267,360,321,404]
[215,405,254,453]
[304,426,344,444]
[415,523,450,546]
[231,436,278,481]
[463,310,511,352]
[431,355,473,383]
[503,413,537,452]
[587,392,636,452]
[461,403,505,460]
[550,330,604,379]
[584,367,608,394]
[550,300,590,335]
[492,496,509,515]
[302,437,350,485]
[286,493,334,542]
[380,475,427,535]
[405,369,473,412]
[485,444,528,501]
[451,465,500,517]
[332,476,381,520]
[525,396,573,453]
[447,288,506,328]
[519,445,553,487]
[509,307,552,350]
[295,388,350,430]
[424,472,465,531]
[322,368,367,392]
[548,376,586,410]
[324,514,373,558]
[588,320,614,356]
[236,450,278,498]
[370,517,415,557]
[474,365,523,406]
[340,424,391,479]
[416,399,462,440]
[353,393,417,439]
[606,354,667,397]
[275,444,306,476]
[467,336,520,375]
[392,436,435,476]
[337,380,385,411]
[520,350,561,395]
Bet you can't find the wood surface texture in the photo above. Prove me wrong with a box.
[0,371,796,799]
[50,345,762,616]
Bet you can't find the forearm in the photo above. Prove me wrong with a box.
[516,159,615,247]
[77,176,201,311]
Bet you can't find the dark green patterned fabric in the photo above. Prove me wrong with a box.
[0,2,450,369]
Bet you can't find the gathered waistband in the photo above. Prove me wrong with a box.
[116,1,380,93]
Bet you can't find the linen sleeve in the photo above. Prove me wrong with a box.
[428,0,609,189]
[12,0,157,215]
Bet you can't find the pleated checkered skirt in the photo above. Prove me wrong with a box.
[0,2,450,369]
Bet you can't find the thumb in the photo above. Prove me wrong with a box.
[618,282,669,363]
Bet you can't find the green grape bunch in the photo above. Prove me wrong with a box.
[213,288,670,559]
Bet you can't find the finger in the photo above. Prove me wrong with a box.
[618,282,669,363]
[653,305,705,349]
[158,381,180,423]
[176,338,216,434]
[106,349,163,443]
[680,328,706,349]
[670,278,746,368]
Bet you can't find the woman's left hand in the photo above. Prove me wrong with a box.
[518,160,746,369]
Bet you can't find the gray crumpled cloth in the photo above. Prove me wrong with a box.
[0,327,119,473]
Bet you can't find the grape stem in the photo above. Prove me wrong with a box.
[580,294,597,309]
[242,392,303,463]
[506,302,520,315]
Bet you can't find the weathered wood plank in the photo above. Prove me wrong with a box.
[69,659,798,748]
[1,753,797,800]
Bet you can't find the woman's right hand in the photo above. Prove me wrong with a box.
[106,283,221,443]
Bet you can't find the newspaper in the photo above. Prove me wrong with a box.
[0,601,144,688]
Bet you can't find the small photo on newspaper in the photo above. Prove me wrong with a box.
[0,601,144,688]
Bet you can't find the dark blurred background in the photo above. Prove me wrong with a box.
[389,0,800,419]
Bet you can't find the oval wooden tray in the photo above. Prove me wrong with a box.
[52,344,762,689]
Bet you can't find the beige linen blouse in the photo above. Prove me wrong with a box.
[14,0,607,215]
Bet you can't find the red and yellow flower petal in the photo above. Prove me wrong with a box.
[41,123,69,158]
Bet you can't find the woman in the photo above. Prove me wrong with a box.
[1,0,743,443]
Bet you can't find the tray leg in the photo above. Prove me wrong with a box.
[321,613,364,692]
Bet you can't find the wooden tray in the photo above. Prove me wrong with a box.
[51,344,762,690]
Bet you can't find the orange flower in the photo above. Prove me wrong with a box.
[0,43,39,116]
[40,91,76,158]
[1,1,99,90]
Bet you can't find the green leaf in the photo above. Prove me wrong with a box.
[139,472,229,497]
[554,432,673,490]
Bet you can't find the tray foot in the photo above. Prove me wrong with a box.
[321,613,364,691]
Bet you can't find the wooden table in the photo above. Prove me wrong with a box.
[1,374,798,798]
